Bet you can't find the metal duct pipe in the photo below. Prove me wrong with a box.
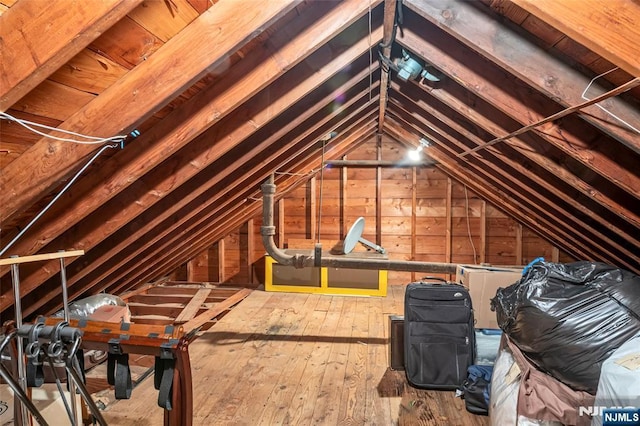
[260,176,457,274]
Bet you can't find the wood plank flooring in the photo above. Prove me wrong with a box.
[101,285,489,425]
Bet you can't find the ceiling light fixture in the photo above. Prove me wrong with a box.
[408,137,430,162]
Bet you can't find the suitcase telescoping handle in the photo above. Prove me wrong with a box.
[420,276,449,284]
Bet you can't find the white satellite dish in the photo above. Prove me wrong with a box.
[343,217,387,255]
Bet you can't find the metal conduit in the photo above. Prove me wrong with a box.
[260,175,457,274]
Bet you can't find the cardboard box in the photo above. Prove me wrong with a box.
[455,265,523,330]
[388,315,404,371]
[0,383,82,425]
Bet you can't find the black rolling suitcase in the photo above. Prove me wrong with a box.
[404,277,476,390]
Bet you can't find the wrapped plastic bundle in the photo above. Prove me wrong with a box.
[592,333,640,426]
[54,294,127,318]
[491,260,640,393]
[489,347,563,426]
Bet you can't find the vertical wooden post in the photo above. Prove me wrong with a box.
[411,167,417,282]
[218,238,226,283]
[445,178,452,265]
[376,134,382,247]
[186,259,194,282]
[308,177,316,241]
[516,223,523,265]
[246,219,255,283]
[552,246,560,262]
[480,200,487,264]
[340,155,347,239]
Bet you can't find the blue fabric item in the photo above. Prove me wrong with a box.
[467,365,493,405]
[522,257,545,275]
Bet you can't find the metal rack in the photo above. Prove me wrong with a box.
[0,250,106,426]
[1,250,194,426]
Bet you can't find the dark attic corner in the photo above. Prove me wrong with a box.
[0,0,638,424]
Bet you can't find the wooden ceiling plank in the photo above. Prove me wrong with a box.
[110,127,376,295]
[97,109,378,297]
[389,84,640,247]
[397,20,640,200]
[0,0,381,265]
[511,0,640,78]
[395,78,640,242]
[403,0,640,152]
[385,109,637,270]
[27,98,378,316]
[126,0,199,42]
[388,91,639,264]
[0,0,143,111]
[86,108,378,303]
[58,118,375,304]
[0,28,380,315]
[0,0,301,225]
[383,119,601,263]
[378,0,397,133]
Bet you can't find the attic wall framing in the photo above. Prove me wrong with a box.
[183,135,572,285]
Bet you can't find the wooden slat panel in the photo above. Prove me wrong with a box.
[0,0,300,224]
[512,0,640,77]
[174,288,211,322]
[181,288,251,333]
[403,0,640,151]
[0,0,142,110]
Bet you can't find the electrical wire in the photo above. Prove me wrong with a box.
[368,0,373,102]
[0,112,126,144]
[464,185,478,264]
[0,143,120,257]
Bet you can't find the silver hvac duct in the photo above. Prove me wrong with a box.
[260,175,457,274]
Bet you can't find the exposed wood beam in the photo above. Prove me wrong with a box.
[384,119,595,262]
[30,97,379,315]
[104,115,379,297]
[0,0,143,111]
[309,177,317,241]
[411,167,417,282]
[479,201,486,264]
[104,120,378,296]
[376,134,382,247]
[62,83,379,306]
[0,2,383,275]
[459,77,640,156]
[174,288,211,323]
[0,25,382,304]
[181,288,252,333]
[403,0,640,152]
[516,223,523,265]
[390,81,640,257]
[54,70,377,287]
[398,15,640,205]
[385,110,637,270]
[385,104,605,264]
[445,177,452,264]
[325,159,432,167]
[511,0,640,78]
[0,0,301,224]
[387,99,638,269]
[378,0,397,132]
[217,240,226,283]
[277,199,285,248]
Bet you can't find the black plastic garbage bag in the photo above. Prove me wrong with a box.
[491,260,640,394]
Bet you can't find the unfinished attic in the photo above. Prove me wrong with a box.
[1,0,639,424]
